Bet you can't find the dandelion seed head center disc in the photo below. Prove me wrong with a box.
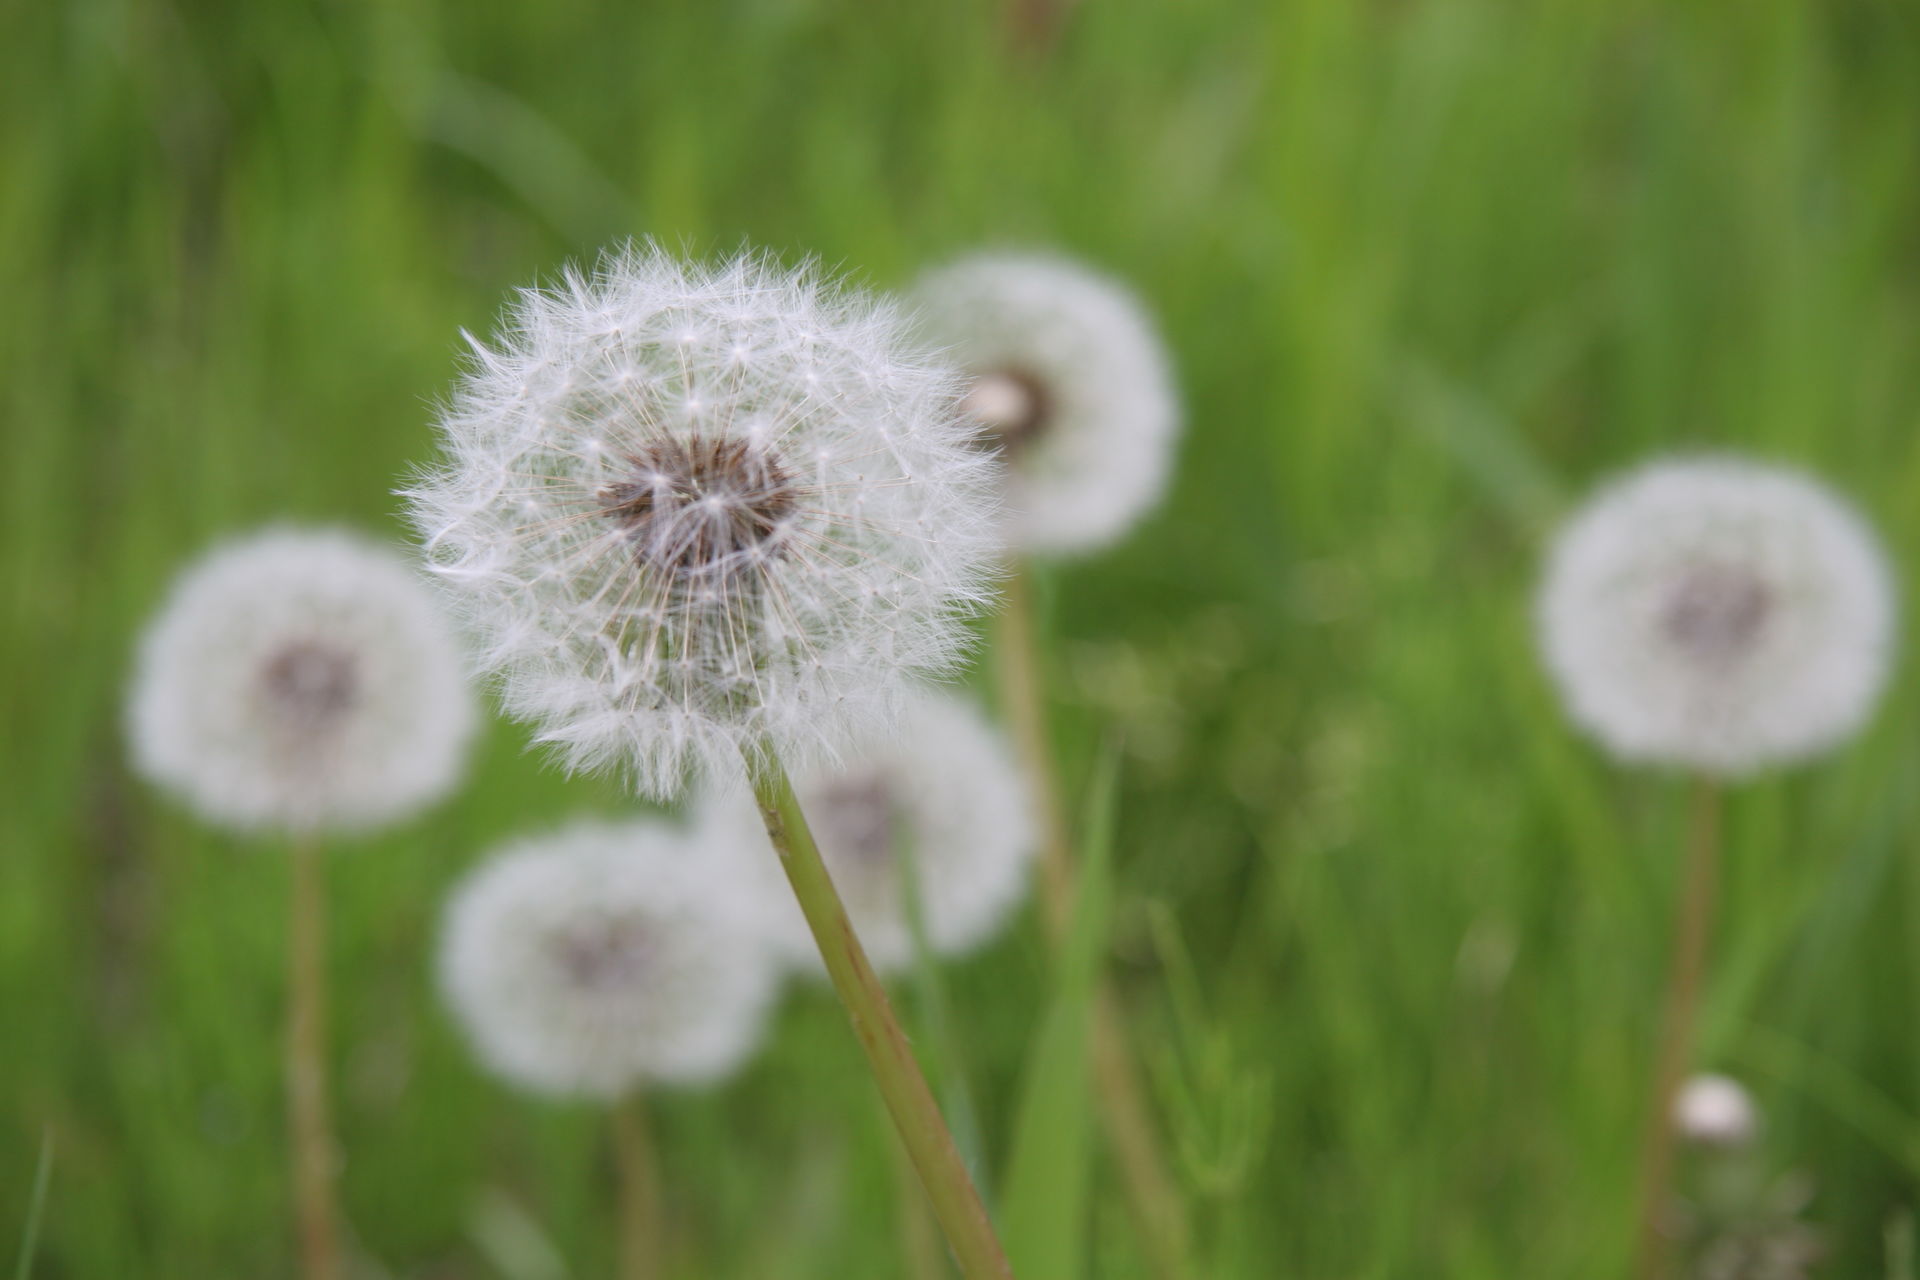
[959,368,1050,454]
[597,434,797,576]
[814,771,900,869]
[259,640,360,727]
[547,916,657,992]
[1660,562,1773,663]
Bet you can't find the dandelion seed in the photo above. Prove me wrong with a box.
[1537,456,1896,776]
[910,251,1180,555]
[439,817,783,1099]
[698,692,1037,976]
[404,243,1002,797]
[128,527,477,834]
[1674,1073,1758,1149]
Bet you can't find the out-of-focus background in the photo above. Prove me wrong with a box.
[7,1,1920,1275]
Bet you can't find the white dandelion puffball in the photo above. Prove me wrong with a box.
[1537,456,1896,776]
[439,817,783,1098]
[128,528,477,834]
[697,692,1038,976]
[909,251,1180,555]
[406,244,1002,799]
[1673,1073,1759,1148]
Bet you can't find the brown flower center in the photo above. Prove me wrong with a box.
[959,369,1050,455]
[598,434,797,577]
[260,642,359,727]
[813,772,901,869]
[1661,564,1772,662]
[549,918,655,992]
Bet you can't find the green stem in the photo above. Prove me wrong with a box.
[286,835,343,1280]
[1631,777,1723,1279]
[993,562,1193,1279]
[748,748,1013,1280]
[613,1092,664,1280]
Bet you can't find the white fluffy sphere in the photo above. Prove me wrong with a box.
[697,692,1038,976]
[405,244,1003,799]
[1673,1073,1759,1148]
[127,527,477,835]
[1537,457,1896,776]
[910,251,1180,556]
[439,817,783,1099]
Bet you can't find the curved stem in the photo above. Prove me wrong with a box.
[613,1093,664,1280]
[993,563,1193,1280]
[748,748,1013,1280]
[1632,778,1723,1279]
[286,834,342,1280]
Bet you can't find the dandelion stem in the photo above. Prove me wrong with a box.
[748,748,1013,1280]
[286,834,342,1280]
[613,1093,664,1280]
[993,562,1193,1280]
[886,1117,953,1280]
[1632,777,1723,1280]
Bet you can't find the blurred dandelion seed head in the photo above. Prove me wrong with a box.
[405,244,1003,798]
[698,692,1037,975]
[439,818,782,1099]
[1675,1073,1759,1148]
[1537,456,1895,775]
[911,251,1180,555]
[127,527,476,835]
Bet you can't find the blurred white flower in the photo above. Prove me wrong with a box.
[697,692,1037,975]
[405,244,1002,798]
[439,817,783,1098]
[910,251,1180,555]
[128,527,476,834]
[1674,1073,1759,1148]
[1537,456,1895,775]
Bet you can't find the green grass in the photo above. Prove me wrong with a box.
[7,0,1920,1274]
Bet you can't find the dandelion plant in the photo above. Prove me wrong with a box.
[912,249,1192,1276]
[407,244,1013,1277]
[129,528,478,1280]
[440,818,783,1280]
[1537,455,1895,1277]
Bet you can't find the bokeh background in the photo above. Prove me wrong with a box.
[8,0,1920,1275]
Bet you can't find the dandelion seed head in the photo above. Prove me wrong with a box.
[127,528,476,835]
[1674,1073,1759,1148]
[698,692,1037,975]
[911,251,1180,555]
[406,244,1003,797]
[1537,457,1895,776]
[438,817,782,1099]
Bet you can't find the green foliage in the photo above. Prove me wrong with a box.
[1000,748,1116,1280]
[6,0,1920,1275]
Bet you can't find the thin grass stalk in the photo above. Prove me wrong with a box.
[1631,778,1723,1280]
[900,820,990,1180]
[614,1093,664,1280]
[286,834,342,1280]
[992,563,1193,1279]
[747,747,1013,1280]
[888,1119,954,1280]
[11,1128,52,1280]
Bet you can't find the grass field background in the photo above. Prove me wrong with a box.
[7,0,1920,1275]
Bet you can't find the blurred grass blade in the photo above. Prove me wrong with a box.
[1393,355,1566,537]
[12,1129,52,1280]
[1888,1211,1916,1280]
[999,747,1119,1280]
[900,826,991,1191]
[463,1188,570,1280]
